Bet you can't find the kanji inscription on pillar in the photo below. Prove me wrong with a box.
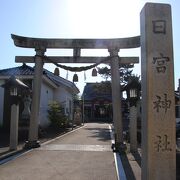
[154,134,172,152]
[152,53,170,73]
[153,93,171,113]
[141,3,176,180]
[152,20,166,34]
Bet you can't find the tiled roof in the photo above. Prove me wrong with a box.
[0,63,79,93]
[82,82,112,101]
[43,68,79,92]
[0,63,34,76]
[82,82,125,102]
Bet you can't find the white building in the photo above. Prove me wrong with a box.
[0,63,79,128]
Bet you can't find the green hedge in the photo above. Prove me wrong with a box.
[47,101,68,129]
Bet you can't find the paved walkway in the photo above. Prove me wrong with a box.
[0,123,118,180]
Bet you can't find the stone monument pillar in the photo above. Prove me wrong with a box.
[141,3,176,179]
[109,48,123,150]
[25,48,46,148]
[10,104,19,150]
[130,106,137,152]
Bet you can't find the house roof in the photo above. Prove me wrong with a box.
[82,82,112,101]
[0,63,34,76]
[82,82,126,102]
[0,63,79,94]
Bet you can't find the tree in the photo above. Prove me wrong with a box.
[98,64,134,86]
[93,81,112,94]
[127,74,141,84]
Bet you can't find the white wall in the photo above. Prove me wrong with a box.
[54,86,73,120]
[0,78,75,128]
[39,82,54,127]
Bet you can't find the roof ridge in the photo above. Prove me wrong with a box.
[42,67,79,93]
[0,64,79,93]
[43,68,73,83]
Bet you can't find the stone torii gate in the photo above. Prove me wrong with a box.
[11,34,140,150]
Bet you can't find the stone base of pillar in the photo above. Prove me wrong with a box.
[24,140,40,149]
[111,142,127,153]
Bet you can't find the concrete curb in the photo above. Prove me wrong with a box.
[109,125,127,180]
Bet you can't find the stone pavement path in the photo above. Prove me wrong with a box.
[0,123,117,180]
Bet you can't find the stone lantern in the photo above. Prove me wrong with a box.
[1,76,29,150]
[125,79,141,107]
[124,78,141,152]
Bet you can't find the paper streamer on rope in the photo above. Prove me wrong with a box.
[66,70,69,79]
[84,71,86,81]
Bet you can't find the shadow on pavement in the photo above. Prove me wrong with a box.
[131,151,141,167]
[120,153,136,180]
[176,151,180,180]
[85,127,112,142]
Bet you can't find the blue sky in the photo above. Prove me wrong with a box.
[0,0,179,94]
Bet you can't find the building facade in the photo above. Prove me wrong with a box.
[82,82,127,122]
[0,63,79,129]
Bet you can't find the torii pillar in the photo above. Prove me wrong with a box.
[25,48,46,148]
[109,48,124,149]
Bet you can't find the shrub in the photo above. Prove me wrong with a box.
[47,101,68,130]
